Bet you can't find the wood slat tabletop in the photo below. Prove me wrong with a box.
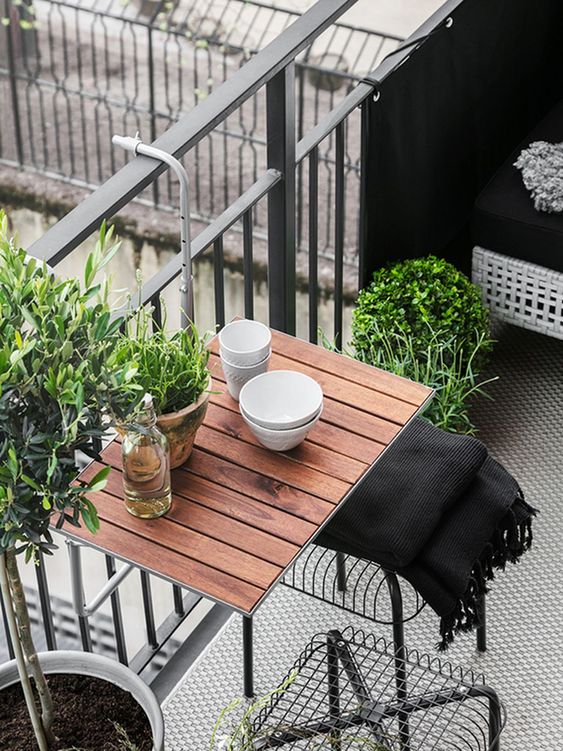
[70,326,433,615]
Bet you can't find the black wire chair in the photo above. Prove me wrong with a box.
[282,546,487,659]
[251,627,505,751]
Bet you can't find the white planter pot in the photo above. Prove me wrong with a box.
[0,650,165,751]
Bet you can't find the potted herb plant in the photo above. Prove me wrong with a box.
[115,302,211,469]
[0,212,163,751]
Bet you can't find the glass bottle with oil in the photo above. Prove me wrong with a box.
[122,393,172,519]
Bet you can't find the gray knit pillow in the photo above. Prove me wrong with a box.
[514,140,563,214]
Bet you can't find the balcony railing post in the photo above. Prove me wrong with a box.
[4,0,24,166]
[266,63,297,335]
[147,24,159,208]
[358,98,371,291]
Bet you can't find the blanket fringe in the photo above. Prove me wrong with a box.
[438,498,536,650]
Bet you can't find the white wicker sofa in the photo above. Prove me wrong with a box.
[472,99,563,339]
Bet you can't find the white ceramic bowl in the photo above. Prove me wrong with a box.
[242,407,322,451]
[219,319,272,367]
[239,370,323,430]
[221,352,271,401]
[240,402,322,431]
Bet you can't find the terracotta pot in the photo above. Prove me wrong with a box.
[156,385,210,469]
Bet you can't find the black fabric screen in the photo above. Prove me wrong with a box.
[362,0,563,280]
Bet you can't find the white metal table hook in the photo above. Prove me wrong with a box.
[112,132,194,328]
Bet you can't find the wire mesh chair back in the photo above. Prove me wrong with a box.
[283,545,426,625]
[250,627,505,751]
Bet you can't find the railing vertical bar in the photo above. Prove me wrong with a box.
[147,25,159,208]
[243,209,254,320]
[92,436,103,458]
[140,571,158,650]
[173,585,185,617]
[48,8,63,173]
[4,0,25,166]
[78,615,93,652]
[334,121,345,349]
[308,147,319,344]
[105,555,128,665]
[266,62,296,335]
[295,58,308,253]
[150,293,163,329]
[0,591,15,660]
[358,98,370,291]
[90,17,104,183]
[35,552,57,651]
[214,236,226,329]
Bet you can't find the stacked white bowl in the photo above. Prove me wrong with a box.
[239,370,323,451]
[219,319,272,400]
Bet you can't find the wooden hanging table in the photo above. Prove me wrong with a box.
[69,326,432,694]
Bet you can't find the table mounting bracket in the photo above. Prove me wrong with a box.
[66,540,134,618]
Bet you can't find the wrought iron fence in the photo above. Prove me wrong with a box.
[0,0,402,261]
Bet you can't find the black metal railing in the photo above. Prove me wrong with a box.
[1,0,462,690]
[0,0,402,261]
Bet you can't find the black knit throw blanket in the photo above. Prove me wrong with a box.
[315,418,536,649]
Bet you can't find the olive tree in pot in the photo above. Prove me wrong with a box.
[0,213,162,751]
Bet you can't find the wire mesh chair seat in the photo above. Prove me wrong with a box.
[251,627,505,751]
[282,544,487,656]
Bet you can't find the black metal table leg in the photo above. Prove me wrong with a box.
[385,570,411,751]
[336,552,347,593]
[243,614,254,698]
[476,592,487,653]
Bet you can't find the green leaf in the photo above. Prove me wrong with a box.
[21,306,40,329]
[94,311,110,340]
[46,454,58,482]
[61,340,73,361]
[86,465,111,493]
[21,474,41,491]
[75,382,84,413]
[81,504,100,534]
[84,252,95,288]
[98,239,121,271]
[7,447,18,479]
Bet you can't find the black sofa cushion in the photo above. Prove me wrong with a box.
[473,98,563,272]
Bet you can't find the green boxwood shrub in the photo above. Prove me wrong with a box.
[351,256,495,434]
[352,255,492,370]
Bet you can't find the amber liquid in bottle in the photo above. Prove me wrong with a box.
[122,394,172,519]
